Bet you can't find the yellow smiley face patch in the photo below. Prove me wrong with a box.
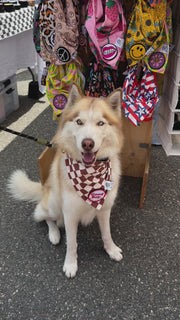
[129,43,146,60]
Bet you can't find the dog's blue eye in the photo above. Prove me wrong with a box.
[76,119,83,125]
[97,121,105,126]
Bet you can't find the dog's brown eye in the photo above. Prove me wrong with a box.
[97,121,105,126]
[76,119,83,125]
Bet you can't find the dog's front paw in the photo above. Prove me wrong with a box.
[63,261,78,278]
[105,244,123,261]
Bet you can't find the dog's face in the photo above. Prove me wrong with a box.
[54,84,123,165]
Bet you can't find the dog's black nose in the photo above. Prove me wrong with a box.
[82,138,94,151]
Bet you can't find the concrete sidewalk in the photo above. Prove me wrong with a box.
[0,70,180,320]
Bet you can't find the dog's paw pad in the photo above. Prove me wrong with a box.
[63,262,78,278]
[49,229,60,245]
[106,245,123,261]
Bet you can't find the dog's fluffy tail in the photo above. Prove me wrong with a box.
[8,170,43,203]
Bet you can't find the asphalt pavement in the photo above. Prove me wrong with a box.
[0,69,180,320]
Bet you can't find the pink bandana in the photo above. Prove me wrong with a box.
[65,155,112,210]
[85,0,126,70]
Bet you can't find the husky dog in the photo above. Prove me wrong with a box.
[8,84,124,278]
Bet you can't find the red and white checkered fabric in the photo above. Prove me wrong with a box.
[65,155,111,210]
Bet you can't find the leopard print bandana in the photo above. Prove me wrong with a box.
[40,0,79,64]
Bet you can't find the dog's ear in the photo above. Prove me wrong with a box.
[107,88,122,115]
[66,83,82,107]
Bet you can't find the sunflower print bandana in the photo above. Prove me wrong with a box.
[125,0,167,67]
[147,0,161,7]
[144,5,172,74]
[147,0,173,6]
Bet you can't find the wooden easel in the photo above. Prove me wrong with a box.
[38,115,153,209]
[121,115,153,208]
[38,146,56,185]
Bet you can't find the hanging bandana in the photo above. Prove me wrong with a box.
[85,60,118,97]
[147,0,173,7]
[147,0,162,7]
[125,0,167,67]
[39,0,79,64]
[53,0,79,64]
[39,0,55,62]
[144,5,172,74]
[122,64,159,126]
[85,0,127,70]
[33,1,42,57]
[46,57,85,119]
[65,155,112,210]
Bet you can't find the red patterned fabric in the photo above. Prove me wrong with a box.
[122,65,159,126]
[65,155,112,210]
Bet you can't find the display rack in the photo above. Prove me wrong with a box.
[38,0,180,209]
[157,1,180,155]
[121,115,153,208]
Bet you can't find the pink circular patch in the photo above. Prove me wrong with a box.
[101,44,118,61]
[88,189,106,202]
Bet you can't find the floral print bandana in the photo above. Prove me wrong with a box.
[46,57,85,119]
[147,0,173,7]
[85,0,127,70]
[147,0,162,7]
[85,60,119,97]
[144,5,172,74]
[125,0,167,67]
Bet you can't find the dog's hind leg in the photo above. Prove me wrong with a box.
[97,210,123,261]
[46,220,61,245]
[34,203,60,245]
[56,216,64,228]
[34,202,48,222]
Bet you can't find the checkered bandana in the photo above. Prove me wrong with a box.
[65,155,112,210]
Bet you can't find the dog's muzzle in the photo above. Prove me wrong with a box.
[81,138,96,165]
